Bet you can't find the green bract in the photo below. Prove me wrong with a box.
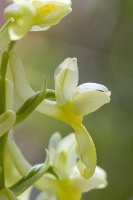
[4,0,72,40]
[10,150,50,197]
[9,54,111,179]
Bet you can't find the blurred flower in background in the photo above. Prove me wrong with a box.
[34,133,107,200]
[4,0,72,40]
[0,0,133,200]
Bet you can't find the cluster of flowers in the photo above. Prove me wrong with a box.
[0,0,111,199]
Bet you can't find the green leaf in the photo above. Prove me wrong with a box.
[10,150,50,197]
[15,81,46,125]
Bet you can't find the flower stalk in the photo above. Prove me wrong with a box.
[0,41,16,113]
[0,41,16,190]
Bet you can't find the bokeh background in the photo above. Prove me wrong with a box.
[0,0,133,200]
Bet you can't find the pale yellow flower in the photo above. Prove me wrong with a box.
[5,132,107,200]
[4,0,72,40]
[9,53,111,179]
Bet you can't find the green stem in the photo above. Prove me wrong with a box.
[0,133,8,189]
[0,41,16,189]
[0,41,16,113]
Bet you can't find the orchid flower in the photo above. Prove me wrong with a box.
[4,0,72,40]
[5,132,107,200]
[9,53,111,179]
[35,133,107,200]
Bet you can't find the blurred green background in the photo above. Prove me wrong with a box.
[1,0,133,200]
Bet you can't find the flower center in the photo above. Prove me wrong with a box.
[39,4,56,15]
[33,3,57,25]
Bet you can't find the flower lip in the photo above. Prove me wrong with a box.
[72,83,111,116]
[73,83,109,97]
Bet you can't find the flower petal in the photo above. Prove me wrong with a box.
[70,166,107,192]
[9,52,34,101]
[72,83,111,115]
[48,132,62,164]
[5,0,71,39]
[5,133,31,186]
[9,53,64,120]
[4,3,35,40]
[32,0,72,28]
[73,124,96,179]
[30,25,50,31]
[35,173,57,191]
[74,83,109,94]
[54,58,78,105]
[49,132,62,151]
[53,133,77,180]
[36,174,81,200]
[37,100,66,121]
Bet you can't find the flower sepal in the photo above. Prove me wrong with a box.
[4,2,35,40]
